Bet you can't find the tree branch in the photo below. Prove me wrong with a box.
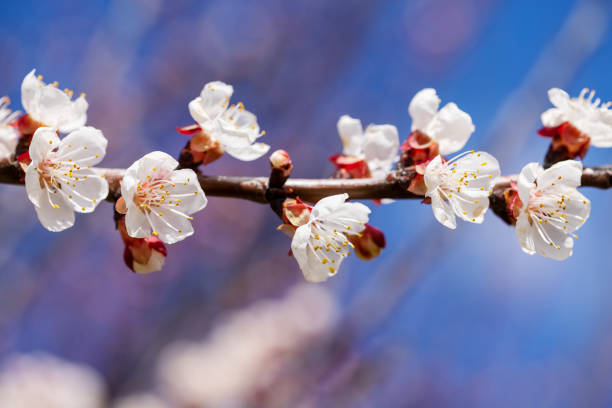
[1,162,610,205]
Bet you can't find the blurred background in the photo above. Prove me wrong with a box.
[0,0,612,407]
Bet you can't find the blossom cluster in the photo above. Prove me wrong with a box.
[0,68,608,280]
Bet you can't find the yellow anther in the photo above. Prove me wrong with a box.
[328,267,336,274]
[152,231,159,236]
[321,259,328,264]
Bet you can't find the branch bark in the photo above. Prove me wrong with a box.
[1,162,610,204]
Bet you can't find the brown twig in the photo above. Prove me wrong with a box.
[1,162,610,206]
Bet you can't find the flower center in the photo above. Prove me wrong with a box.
[134,178,171,213]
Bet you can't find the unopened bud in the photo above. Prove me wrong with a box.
[269,149,293,174]
[348,224,386,260]
[117,217,167,274]
[329,154,371,179]
[281,198,312,228]
[177,128,224,168]
[399,130,440,167]
[269,149,293,188]
[539,121,590,167]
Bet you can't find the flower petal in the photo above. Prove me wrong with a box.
[25,165,44,207]
[517,162,542,207]
[57,170,108,213]
[125,203,151,238]
[538,159,582,189]
[29,127,59,163]
[430,190,457,229]
[223,142,270,161]
[425,102,475,155]
[409,88,440,132]
[54,126,107,166]
[515,212,536,255]
[337,115,364,157]
[168,169,208,214]
[32,189,75,232]
[363,124,399,178]
[291,223,334,283]
[189,81,233,123]
[548,88,570,110]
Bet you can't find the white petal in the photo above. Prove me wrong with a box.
[223,142,270,161]
[291,224,333,283]
[576,117,612,147]
[29,127,59,163]
[541,108,566,128]
[425,102,475,155]
[337,115,364,157]
[125,203,151,238]
[32,189,75,232]
[517,162,542,207]
[429,190,457,229]
[311,193,350,219]
[548,88,570,110]
[363,124,399,177]
[538,160,582,189]
[25,165,44,207]
[57,170,108,213]
[189,81,233,123]
[168,169,208,214]
[423,154,444,193]
[515,212,536,255]
[0,127,17,160]
[149,208,194,244]
[54,126,107,166]
[531,218,574,261]
[219,107,261,143]
[408,88,440,131]
[56,96,88,134]
[21,69,41,115]
[124,151,178,184]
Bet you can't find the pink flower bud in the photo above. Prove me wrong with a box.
[348,224,386,261]
[539,121,591,165]
[117,217,167,274]
[269,149,293,175]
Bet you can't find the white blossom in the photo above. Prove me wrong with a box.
[188,81,270,161]
[515,160,590,260]
[0,353,105,408]
[291,193,370,282]
[113,394,168,408]
[157,284,338,407]
[25,127,109,232]
[424,151,500,229]
[408,88,475,155]
[21,69,88,133]
[0,96,19,161]
[336,114,399,178]
[541,88,612,147]
[121,151,207,244]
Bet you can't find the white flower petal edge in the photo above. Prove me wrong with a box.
[188,81,269,161]
[424,151,500,229]
[291,193,370,283]
[336,115,399,178]
[25,126,109,232]
[21,69,88,134]
[541,87,612,147]
[514,160,590,261]
[121,151,208,244]
[0,96,19,161]
[408,88,475,155]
